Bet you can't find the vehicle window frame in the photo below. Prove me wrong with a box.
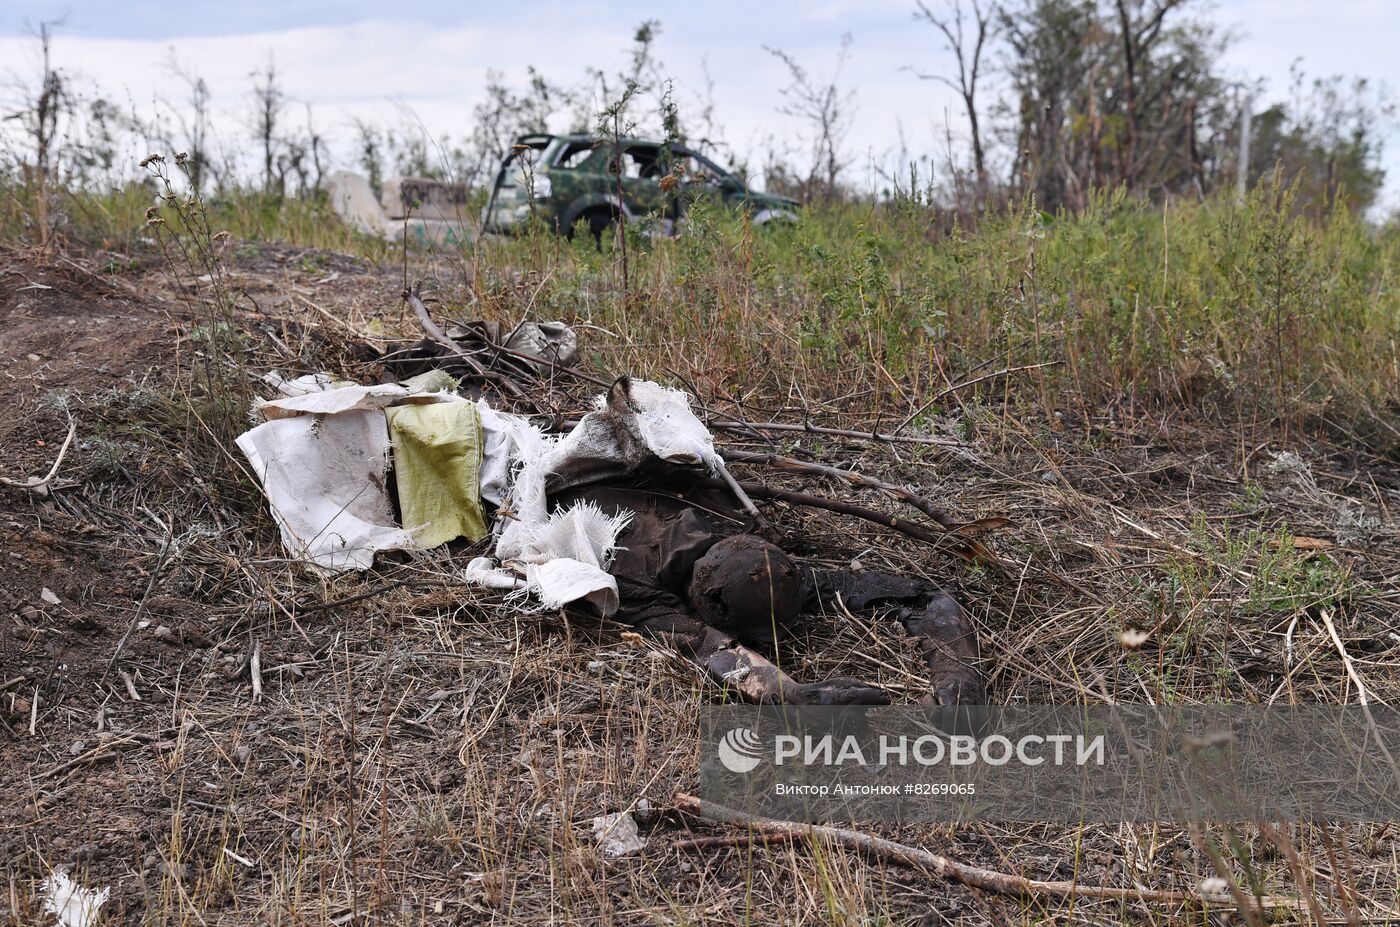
[673,146,734,186]
[619,143,665,181]
[550,140,596,171]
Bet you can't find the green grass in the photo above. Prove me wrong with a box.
[479,180,1400,443]
[9,173,1400,447]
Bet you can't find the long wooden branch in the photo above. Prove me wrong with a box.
[672,793,1302,913]
[695,477,1007,570]
[719,448,957,529]
[403,283,530,401]
[710,418,964,449]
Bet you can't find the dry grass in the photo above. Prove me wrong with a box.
[2,215,1399,926]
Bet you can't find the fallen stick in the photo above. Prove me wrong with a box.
[404,283,531,401]
[713,457,771,531]
[697,477,1007,570]
[35,735,141,781]
[672,831,802,851]
[0,415,76,492]
[719,449,957,529]
[250,640,264,702]
[118,670,141,702]
[672,793,1301,912]
[710,418,964,448]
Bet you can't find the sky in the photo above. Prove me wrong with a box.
[2,0,1397,206]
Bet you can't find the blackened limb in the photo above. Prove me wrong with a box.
[631,609,886,705]
[806,569,986,719]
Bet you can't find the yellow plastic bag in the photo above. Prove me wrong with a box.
[385,401,487,547]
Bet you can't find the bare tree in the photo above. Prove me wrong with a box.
[764,34,856,202]
[1112,0,1189,191]
[351,118,385,196]
[911,0,994,208]
[249,53,285,196]
[163,52,213,192]
[304,103,325,193]
[5,20,69,244]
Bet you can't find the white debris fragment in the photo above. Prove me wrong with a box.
[591,812,645,858]
[40,587,62,606]
[1119,628,1150,649]
[1197,876,1229,896]
[41,869,110,927]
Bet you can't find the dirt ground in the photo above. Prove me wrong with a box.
[3,239,1399,925]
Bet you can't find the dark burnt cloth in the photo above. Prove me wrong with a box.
[547,478,985,714]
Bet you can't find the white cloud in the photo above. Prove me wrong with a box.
[0,1,1394,204]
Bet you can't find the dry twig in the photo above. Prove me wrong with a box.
[404,283,530,401]
[672,793,1302,911]
[0,415,76,492]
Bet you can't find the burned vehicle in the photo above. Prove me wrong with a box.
[481,133,798,238]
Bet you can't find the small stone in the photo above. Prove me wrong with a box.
[69,740,86,756]
[18,605,39,620]
[40,587,62,606]
[849,559,865,572]
[153,625,175,642]
[26,353,40,362]
[137,619,151,629]
[72,842,102,863]
[586,660,605,674]
[233,744,252,765]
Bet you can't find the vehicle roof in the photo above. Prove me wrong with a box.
[516,132,682,149]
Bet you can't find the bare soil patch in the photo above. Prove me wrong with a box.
[3,240,1398,925]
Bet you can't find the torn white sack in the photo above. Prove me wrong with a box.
[41,869,110,927]
[237,373,477,573]
[236,409,415,573]
[463,379,715,617]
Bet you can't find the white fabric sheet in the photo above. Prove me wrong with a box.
[236,409,415,573]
